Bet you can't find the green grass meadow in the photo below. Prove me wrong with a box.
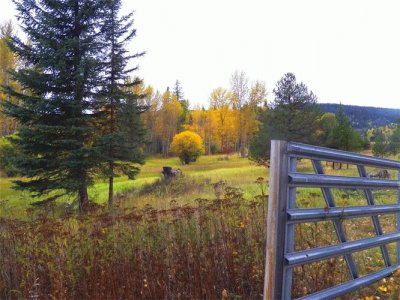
[0,154,267,218]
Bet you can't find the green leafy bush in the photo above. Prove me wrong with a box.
[0,136,19,177]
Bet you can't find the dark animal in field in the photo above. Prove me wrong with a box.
[367,169,391,179]
[162,166,182,178]
[171,168,182,177]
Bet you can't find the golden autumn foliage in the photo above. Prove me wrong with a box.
[137,84,162,153]
[209,87,238,153]
[170,130,204,164]
[137,72,266,156]
[184,108,218,155]
[157,90,183,157]
[0,21,19,136]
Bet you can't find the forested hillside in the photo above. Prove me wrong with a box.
[318,103,400,129]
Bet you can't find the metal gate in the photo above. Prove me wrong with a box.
[263,140,400,299]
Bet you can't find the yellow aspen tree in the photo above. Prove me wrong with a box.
[230,71,249,157]
[243,80,267,152]
[230,72,267,157]
[185,107,218,154]
[203,109,218,154]
[184,107,203,134]
[157,88,182,157]
[225,108,239,152]
[209,87,232,153]
[139,85,161,153]
[0,21,19,136]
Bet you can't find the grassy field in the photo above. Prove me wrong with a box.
[1,153,400,299]
[0,154,267,218]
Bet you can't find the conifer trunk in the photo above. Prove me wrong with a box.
[240,144,246,158]
[108,162,114,207]
[78,176,89,212]
[107,3,116,208]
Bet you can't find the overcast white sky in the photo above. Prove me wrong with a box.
[1,0,400,109]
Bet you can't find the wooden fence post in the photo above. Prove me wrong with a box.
[263,140,288,300]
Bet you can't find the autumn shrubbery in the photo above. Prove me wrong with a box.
[170,130,205,164]
[0,180,267,299]
[1,177,399,299]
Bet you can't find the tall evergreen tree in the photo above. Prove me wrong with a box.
[2,0,104,211]
[250,73,321,164]
[98,0,146,206]
[173,80,189,131]
[268,73,320,141]
[173,80,184,101]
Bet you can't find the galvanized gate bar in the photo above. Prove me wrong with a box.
[298,265,400,300]
[263,141,400,300]
[282,157,297,300]
[312,160,359,280]
[287,204,400,223]
[358,165,391,267]
[398,170,400,264]
[285,232,400,267]
[289,173,400,189]
[287,142,400,169]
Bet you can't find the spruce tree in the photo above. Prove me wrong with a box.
[2,0,104,211]
[98,0,146,206]
[173,80,189,131]
[173,80,184,101]
[328,105,363,152]
[250,73,321,164]
[269,73,320,141]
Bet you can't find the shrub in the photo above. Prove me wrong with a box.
[170,131,204,164]
[210,143,219,154]
[0,135,19,177]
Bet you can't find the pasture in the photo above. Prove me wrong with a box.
[1,154,400,299]
[0,154,266,218]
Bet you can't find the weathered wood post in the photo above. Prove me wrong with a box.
[263,140,288,300]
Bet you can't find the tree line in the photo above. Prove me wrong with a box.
[134,72,368,164]
[0,20,372,167]
[0,1,383,210]
[318,103,400,130]
[135,71,267,158]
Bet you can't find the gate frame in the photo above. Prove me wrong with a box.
[263,140,400,299]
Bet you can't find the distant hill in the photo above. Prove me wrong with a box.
[317,103,400,130]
